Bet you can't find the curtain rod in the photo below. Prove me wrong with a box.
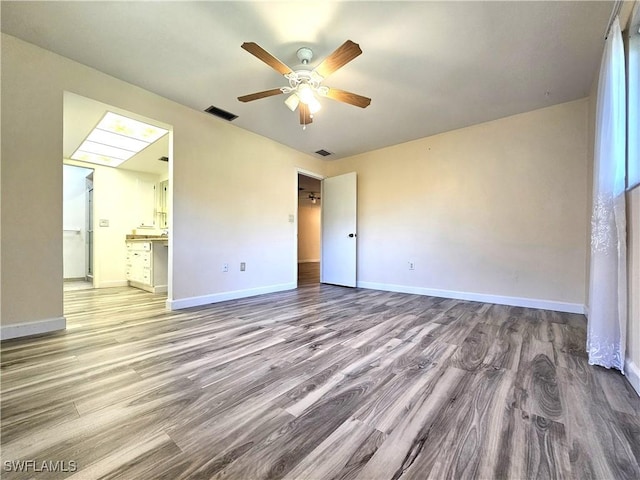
[604,0,624,38]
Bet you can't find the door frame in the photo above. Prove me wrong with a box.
[295,168,325,286]
[85,170,94,282]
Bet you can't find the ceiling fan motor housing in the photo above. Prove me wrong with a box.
[296,47,313,65]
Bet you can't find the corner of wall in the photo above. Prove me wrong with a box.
[625,358,640,396]
[0,317,66,341]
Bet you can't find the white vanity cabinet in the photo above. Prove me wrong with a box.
[125,240,168,293]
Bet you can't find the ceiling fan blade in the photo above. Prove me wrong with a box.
[325,88,371,108]
[238,88,284,103]
[314,40,362,79]
[241,42,292,76]
[299,103,313,125]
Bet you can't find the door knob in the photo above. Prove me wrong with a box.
[348,233,356,238]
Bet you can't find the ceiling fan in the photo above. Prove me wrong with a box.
[238,40,371,128]
[308,193,320,204]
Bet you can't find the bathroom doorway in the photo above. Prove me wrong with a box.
[63,164,94,290]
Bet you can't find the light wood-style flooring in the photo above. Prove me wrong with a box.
[1,284,639,479]
[63,279,94,291]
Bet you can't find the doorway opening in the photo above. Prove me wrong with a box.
[63,164,94,291]
[63,92,172,299]
[297,173,322,285]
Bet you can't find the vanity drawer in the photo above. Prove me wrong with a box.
[126,241,151,251]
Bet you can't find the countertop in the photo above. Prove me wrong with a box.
[126,235,169,242]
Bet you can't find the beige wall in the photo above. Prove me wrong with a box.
[298,203,321,262]
[2,35,65,333]
[1,33,324,336]
[326,100,589,311]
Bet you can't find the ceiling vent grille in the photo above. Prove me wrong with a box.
[204,105,238,121]
[315,149,332,157]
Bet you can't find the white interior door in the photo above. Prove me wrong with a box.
[321,172,357,287]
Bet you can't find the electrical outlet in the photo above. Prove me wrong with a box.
[222,263,229,272]
[240,262,246,271]
[409,261,415,270]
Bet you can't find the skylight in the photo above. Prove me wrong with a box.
[71,112,168,168]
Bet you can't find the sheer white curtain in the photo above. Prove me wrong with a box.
[588,16,627,372]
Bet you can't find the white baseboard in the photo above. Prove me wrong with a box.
[128,281,167,294]
[1,316,66,341]
[356,281,586,314]
[298,259,320,264]
[94,280,128,288]
[166,282,297,310]
[625,358,640,397]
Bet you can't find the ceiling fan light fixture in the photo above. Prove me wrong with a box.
[284,93,300,112]
[70,111,168,168]
[297,83,315,105]
[307,97,322,114]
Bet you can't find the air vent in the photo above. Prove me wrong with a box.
[204,105,238,121]
[315,149,332,157]
[158,156,169,162]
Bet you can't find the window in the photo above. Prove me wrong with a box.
[627,3,640,189]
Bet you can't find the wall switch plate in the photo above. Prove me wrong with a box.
[288,214,295,223]
[223,263,229,272]
[409,261,415,270]
[240,262,246,271]
[99,219,109,227]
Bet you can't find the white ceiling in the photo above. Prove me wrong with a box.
[1,1,614,161]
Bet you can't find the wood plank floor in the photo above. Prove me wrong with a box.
[63,279,94,291]
[1,285,639,479]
